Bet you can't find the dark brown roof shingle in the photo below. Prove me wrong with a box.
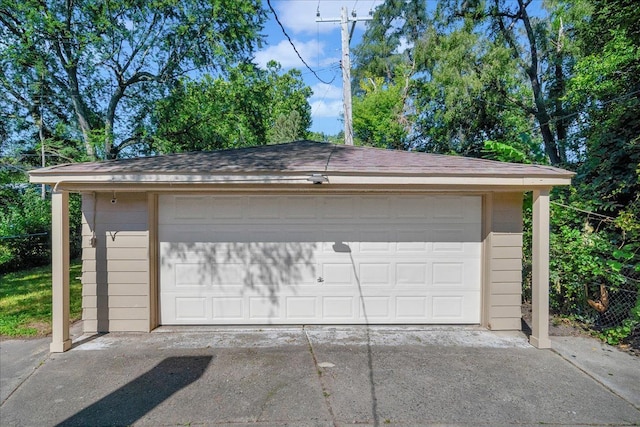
[31,140,573,178]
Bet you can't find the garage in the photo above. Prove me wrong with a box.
[159,194,481,324]
[29,140,574,351]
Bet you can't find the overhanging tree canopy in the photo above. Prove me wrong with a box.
[0,0,266,160]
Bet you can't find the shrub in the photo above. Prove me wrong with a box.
[0,187,81,273]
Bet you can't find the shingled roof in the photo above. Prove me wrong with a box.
[29,141,573,189]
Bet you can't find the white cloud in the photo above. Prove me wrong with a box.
[394,36,414,54]
[311,99,343,118]
[272,0,381,35]
[310,82,342,100]
[255,39,330,69]
[309,80,343,119]
[274,0,343,35]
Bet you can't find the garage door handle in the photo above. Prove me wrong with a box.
[317,277,324,283]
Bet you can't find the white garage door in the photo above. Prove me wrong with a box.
[159,194,482,324]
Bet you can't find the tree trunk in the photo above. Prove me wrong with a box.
[529,70,562,165]
[554,21,567,163]
[555,59,567,163]
[517,0,562,166]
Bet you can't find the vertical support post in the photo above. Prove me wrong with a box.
[51,190,71,352]
[340,6,353,146]
[531,189,551,349]
[316,7,370,146]
[481,193,493,328]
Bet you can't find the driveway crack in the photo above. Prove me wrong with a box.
[303,326,338,427]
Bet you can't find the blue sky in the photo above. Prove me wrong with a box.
[256,0,382,135]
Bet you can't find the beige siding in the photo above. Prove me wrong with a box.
[487,192,523,330]
[81,192,150,333]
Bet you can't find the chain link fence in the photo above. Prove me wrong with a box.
[589,266,640,350]
[522,200,640,352]
[0,232,51,274]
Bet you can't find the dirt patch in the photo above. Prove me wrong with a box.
[521,301,591,337]
[521,301,639,357]
[620,328,640,357]
[24,321,52,336]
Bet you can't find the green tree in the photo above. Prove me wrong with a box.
[263,62,312,138]
[353,0,558,159]
[0,0,266,160]
[352,0,428,148]
[353,76,408,149]
[412,25,534,157]
[151,62,312,152]
[568,1,640,338]
[570,0,640,214]
[269,110,304,144]
[443,0,584,165]
[354,0,584,163]
[353,0,430,86]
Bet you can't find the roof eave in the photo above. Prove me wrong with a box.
[29,172,573,190]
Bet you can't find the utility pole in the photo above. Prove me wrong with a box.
[317,7,372,145]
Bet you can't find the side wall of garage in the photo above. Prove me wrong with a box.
[485,192,524,330]
[81,192,151,332]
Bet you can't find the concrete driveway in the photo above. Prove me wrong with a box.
[1,325,639,426]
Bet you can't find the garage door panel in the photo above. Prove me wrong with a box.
[174,297,208,321]
[247,196,281,219]
[431,261,465,286]
[172,196,211,221]
[322,296,355,319]
[249,297,278,319]
[209,230,250,242]
[431,196,481,223]
[359,262,392,286]
[160,225,213,243]
[322,239,356,253]
[360,297,391,320]
[246,262,317,286]
[284,230,318,242]
[321,196,355,218]
[396,263,428,286]
[159,195,482,325]
[430,223,480,243]
[431,259,481,289]
[358,229,394,253]
[212,297,244,319]
[211,196,244,219]
[431,293,480,322]
[322,263,353,285]
[210,264,245,286]
[283,196,318,219]
[396,296,428,318]
[396,196,430,218]
[174,263,211,287]
[286,296,318,319]
[162,244,249,265]
[359,196,390,218]
[397,239,428,252]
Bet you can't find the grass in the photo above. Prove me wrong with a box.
[0,261,82,337]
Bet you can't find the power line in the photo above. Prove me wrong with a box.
[266,0,336,85]
[310,69,342,120]
[536,89,640,130]
[550,201,616,222]
[475,88,640,138]
[299,63,341,77]
[316,7,372,145]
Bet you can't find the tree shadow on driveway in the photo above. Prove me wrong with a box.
[56,355,212,427]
